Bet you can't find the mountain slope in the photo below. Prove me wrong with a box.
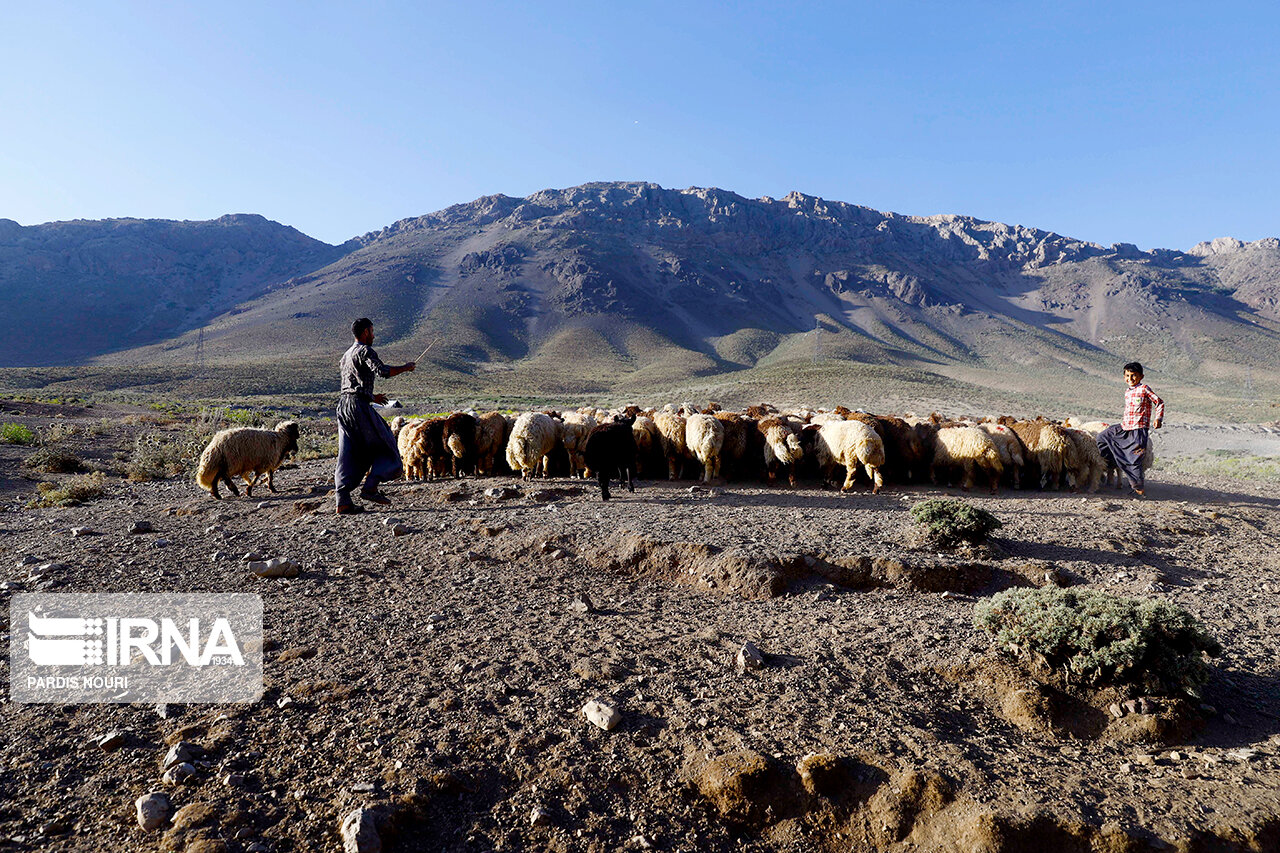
[0,214,349,365]
[6,183,1279,412]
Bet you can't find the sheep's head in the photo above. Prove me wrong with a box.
[276,421,300,455]
[390,416,407,436]
[782,434,804,464]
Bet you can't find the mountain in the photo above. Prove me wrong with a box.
[4,183,1279,414]
[0,214,349,365]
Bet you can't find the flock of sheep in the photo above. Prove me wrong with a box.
[384,404,1149,500]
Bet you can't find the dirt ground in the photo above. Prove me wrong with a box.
[1,402,1279,852]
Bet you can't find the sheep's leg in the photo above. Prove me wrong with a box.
[626,465,635,493]
[841,464,856,492]
[866,463,882,494]
[597,468,611,501]
[245,473,259,498]
[209,477,222,500]
[787,466,797,488]
[961,461,974,492]
[267,470,277,493]
[221,471,239,497]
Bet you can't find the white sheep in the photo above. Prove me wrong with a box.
[815,420,885,493]
[505,412,558,480]
[932,426,1004,493]
[196,421,299,500]
[685,413,725,483]
[978,422,1025,489]
[558,412,597,478]
[653,411,687,480]
[631,415,662,478]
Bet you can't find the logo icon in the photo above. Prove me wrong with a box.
[27,613,105,666]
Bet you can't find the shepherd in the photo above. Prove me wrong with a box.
[334,318,416,514]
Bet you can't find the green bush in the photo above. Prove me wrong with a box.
[22,447,85,474]
[30,472,107,507]
[910,498,1001,546]
[974,587,1221,696]
[1,423,37,446]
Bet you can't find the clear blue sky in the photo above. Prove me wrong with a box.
[3,1,1278,251]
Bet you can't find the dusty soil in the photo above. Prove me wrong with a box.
[1,403,1279,852]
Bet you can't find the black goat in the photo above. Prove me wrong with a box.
[583,417,638,501]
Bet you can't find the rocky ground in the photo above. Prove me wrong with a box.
[1,402,1279,852]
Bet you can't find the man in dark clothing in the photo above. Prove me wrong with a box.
[334,318,415,514]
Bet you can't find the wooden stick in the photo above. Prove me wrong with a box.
[414,339,438,363]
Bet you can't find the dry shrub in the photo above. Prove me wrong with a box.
[30,472,107,507]
[22,447,84,474]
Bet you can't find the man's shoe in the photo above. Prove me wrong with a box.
[336,504,365,515]
[361,492,392,506]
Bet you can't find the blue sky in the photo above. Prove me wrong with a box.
[2,1,1278,250]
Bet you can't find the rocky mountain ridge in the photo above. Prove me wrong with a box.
[3,183,1278,410]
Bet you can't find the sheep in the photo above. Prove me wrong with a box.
[653,411,687,480]
[713,412,753,480]
[815,420,885,493]
[685,413,725,483]
[978,422,1026,489]
[1063,427,1107,493]
[505,412,559,480]
[558,412,597,478]
[757,416,804,486]
[474,411,509,475]
[875,414,930,484]
[810,412,846,426]
[392,417,427,480]
[631,415,664,478]
[1009,419,1073,490]
[441,413,478,477]
[584,417,638,500]
[932,426,1004,493]
[196,421,299,500]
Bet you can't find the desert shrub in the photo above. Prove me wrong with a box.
[126,433,190,481]
[296,431,337,461]
[30,472,107,507]
[1,423,38,446]
[43,421,79,442]
[974,587,1221,696]
[911,498,1001,546]
[22,447,84,474]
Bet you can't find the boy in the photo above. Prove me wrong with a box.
[1095,362,1163,496]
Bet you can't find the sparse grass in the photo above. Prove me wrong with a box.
[296,431,337,461]
[1155,452,1280,482]
[30,471,107,507]
[22,447,85,474]
[975,587,1221,697]
[910,498,1002,547]
[1,423,38,445]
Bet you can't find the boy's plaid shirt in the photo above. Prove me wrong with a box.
[1122,383,1164,430]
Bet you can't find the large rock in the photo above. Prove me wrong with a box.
[340,807,382,853]
[135,791,172,831]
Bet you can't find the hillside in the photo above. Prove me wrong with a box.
[4,184,1280,415]
[0,214,348,366]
